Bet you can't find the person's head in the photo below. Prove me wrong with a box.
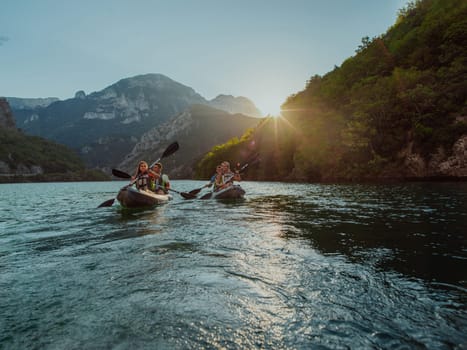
[152,162,163,173]
[216,165,223,174]
[138,161,148,173]
[221,161,230,172]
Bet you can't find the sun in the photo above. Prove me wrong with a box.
[260,100,282,117]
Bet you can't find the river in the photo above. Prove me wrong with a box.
[1,180,466,349]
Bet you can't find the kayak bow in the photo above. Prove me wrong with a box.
[116,186,172,208]
[201,184,245,200]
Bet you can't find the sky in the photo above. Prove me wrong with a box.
[0,0,409,116]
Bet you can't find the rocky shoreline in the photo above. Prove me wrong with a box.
[403,135,467,179]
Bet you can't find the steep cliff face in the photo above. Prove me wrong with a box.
[0,97,16,129]
[404,134,467,178]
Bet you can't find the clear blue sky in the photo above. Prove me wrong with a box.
[0,0,409,115]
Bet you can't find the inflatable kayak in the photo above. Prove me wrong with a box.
[211,184,245,200]
[116,186,172,208]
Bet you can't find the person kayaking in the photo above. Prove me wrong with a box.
[217,161,241,190]
[132,161,151,191]
[149,162,171,194]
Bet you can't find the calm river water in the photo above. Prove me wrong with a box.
[1,180,466,349]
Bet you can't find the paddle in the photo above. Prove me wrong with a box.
[200,157,260,200]
[200,192,214,200]
[97,141,180,207]
[149,141,179,169]
[111,168,131,179]
[167,188,197,199]
[186,183,212,196]
[98,198,118,208]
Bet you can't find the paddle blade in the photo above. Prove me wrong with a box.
[188,188,203,195]
[112,169,132,179]
[150,141,180,168]
[98,198,115,208]
[181,192,197,200]
[200,192,212,200]
[188,182,211,195]
[161,141,179,159]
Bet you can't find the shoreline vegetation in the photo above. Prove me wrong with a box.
[1,174,465,184]
[0,170,110,183]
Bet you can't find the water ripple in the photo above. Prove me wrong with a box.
[0,181,466,349]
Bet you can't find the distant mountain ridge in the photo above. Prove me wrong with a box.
[6,97,59,110]
[8,73,263,171]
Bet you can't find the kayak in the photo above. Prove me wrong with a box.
[116,186,172,208]
[212,184,245,200]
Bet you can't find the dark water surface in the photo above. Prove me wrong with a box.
[1,181,466,349]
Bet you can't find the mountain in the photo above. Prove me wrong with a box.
[195,0,467,181]
[0,98,108,182]
[9,74,262,171]
[11,74,206,168]
[118,104,260,178]
[208,94,262,117]
[6,97,59,110]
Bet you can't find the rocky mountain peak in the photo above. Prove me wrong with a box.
[75,90,86,99]
[209,94,262,117]
[94,73,204,99]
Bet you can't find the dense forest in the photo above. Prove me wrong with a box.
[195,0,467,181]
[0,127,109,182]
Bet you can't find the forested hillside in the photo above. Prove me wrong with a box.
[0,128,109,182]
[195,0,467,181]
[0,98,108,183]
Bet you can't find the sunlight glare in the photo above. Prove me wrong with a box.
[260,100,282,117]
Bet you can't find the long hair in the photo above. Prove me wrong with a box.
[134,160,149,177]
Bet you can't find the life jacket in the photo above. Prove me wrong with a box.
[150,174,169,192]
[214,174,223,191]
[223,171,235,184]
[136,173,150,190]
